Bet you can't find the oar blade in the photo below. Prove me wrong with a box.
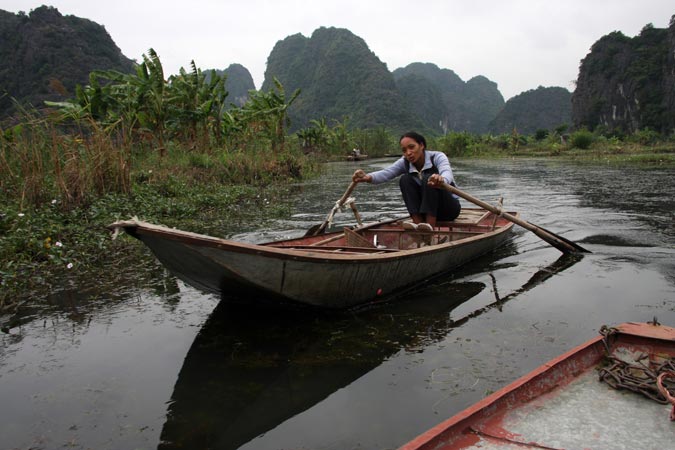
[534,225,591,254]
[304,222,327,237]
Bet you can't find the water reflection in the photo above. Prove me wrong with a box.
[1,254,182,333]
[158,282,484,450]
[157,252,582,449]
[451,253,583,327]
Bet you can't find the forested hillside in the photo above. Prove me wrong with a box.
[0,6,134,120]
[489,86,572,134]
[572,17,675,134]
[8,6,669,136]
[262,27,423,132]
[667,18,675,133]
[392,63,504,134]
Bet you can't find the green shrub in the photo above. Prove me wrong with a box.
[629,128,661,145]
[439,131,475,156]
[571,130,594,149]
[534,129,549,141]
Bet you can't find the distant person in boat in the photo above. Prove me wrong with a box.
[352,131,460,229]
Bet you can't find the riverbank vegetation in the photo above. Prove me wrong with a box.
[0,51,316,311]
[426,127,675,166]
[0,117,310,310]
[2,50,674,312]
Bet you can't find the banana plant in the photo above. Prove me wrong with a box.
[167,62,229,146]
[134,49,168,151]
[297,118,331,152]
[241,78,300,153]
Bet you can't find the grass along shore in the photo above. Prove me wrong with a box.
[0,122,318,313]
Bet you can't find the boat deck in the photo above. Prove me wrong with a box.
[464,367,675,449]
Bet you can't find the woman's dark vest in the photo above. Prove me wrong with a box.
[403,153,456,186]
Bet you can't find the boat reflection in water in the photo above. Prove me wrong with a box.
[158,255,581,449]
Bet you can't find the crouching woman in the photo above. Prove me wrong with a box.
[352,131,461,229]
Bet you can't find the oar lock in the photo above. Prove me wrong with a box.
[327,196,357,228]
[338,197,356,210]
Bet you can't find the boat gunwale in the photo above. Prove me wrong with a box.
[110,213,517,263]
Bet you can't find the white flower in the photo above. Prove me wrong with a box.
[18,213,25,217]
[55,241,63,247]
[51,199,57,204]
[66,262,73,269]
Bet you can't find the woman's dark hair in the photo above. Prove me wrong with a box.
[399,131,426,149]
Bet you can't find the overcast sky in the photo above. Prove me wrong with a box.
[5,1,674,100]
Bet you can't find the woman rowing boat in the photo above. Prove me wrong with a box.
[352,131,461,230]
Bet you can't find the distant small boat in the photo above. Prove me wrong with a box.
[346,153,368,161]
[109,208,515,309]
[400,321,675,450]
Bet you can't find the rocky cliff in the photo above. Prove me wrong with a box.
[392,63,504,134]
[489,86,571,134]
[0,6,135,120]
[263,27,421,132]
[572,17,675,134]
[204,63,256,107]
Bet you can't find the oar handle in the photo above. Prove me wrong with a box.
[337,181,358,207]
[442,183,496,213]
[443,183,524,227]
[439,182,587,254]
[441,183,545,232]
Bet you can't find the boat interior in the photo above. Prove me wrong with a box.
[265,209,513,254]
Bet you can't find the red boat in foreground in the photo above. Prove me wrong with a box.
[400,321,675,450]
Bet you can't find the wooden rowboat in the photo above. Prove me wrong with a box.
[400,321,675,449]
[109,208,516,309]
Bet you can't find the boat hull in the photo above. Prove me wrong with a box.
[111,209,515,308]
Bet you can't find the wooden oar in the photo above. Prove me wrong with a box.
[305,181,358,236]
[440,182,590,254]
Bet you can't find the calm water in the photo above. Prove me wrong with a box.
[1,158,674,450]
